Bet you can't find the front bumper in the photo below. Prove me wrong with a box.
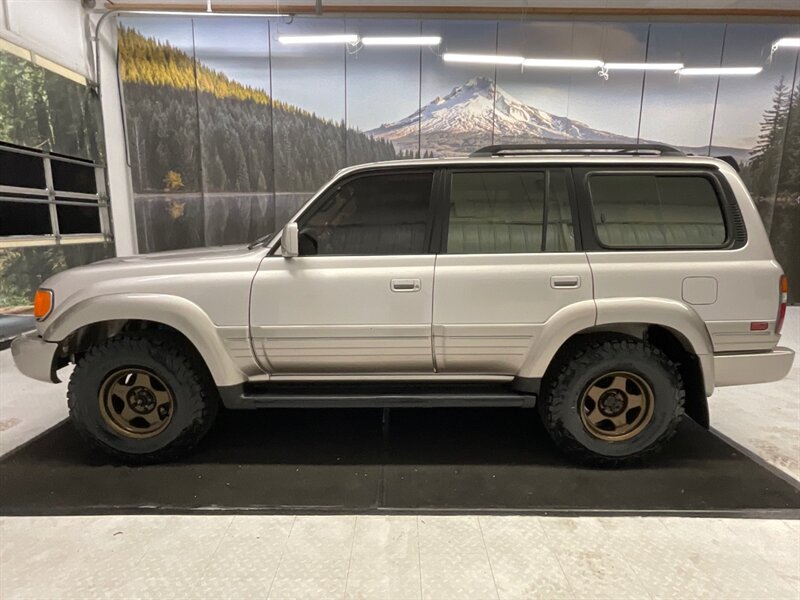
[10,331,60,383]
[714,346,795,387]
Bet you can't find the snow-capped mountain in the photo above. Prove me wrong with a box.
[366,76,632,155]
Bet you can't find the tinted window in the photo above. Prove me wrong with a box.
[300,172,432,256]
[56,204,101,234]
[0,148,46,189]
[589,174,726,248]
[0,201,52,236]
[51,160,97,194]
[446,169,574,254]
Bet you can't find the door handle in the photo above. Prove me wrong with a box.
[550,275,581,289]
[391,278,421,292]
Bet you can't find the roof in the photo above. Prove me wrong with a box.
[336,153,735,178]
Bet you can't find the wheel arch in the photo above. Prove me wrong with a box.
[44,294,248,387]
[520,297,713,428]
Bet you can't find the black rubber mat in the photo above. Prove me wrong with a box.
[1,408,798,516]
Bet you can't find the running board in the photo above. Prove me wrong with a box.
[219,381,538,409]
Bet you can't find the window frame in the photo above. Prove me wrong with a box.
[0,143,111,248]
[432,165,581,255]
[290,166,440,257]
[574,166,745,252]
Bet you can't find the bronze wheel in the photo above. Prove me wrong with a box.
[579,371,654,442]
[98,367,174,439]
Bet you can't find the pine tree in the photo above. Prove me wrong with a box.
[777,83,800,196]
[749,77,790,197]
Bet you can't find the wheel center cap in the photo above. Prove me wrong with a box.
[128,387,156,414]
[598,390,627,417]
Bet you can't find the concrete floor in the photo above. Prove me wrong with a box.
[0,310,798,599]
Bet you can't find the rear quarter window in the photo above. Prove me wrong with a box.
[588,173,727,249]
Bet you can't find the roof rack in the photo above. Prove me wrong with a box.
[470,143,685,158]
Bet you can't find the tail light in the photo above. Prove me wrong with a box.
[33,289,54,321]
[776,275,788,335]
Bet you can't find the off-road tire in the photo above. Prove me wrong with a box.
[539,338,685,467]
[68,333,219,463]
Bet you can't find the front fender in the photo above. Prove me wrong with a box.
[43,293,248,387]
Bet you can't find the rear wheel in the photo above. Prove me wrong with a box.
[68,333,218,463]
[539,338,685,466]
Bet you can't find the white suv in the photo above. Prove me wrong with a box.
[11,144,794,466]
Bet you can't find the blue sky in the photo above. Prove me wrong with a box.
[121,16,800,150]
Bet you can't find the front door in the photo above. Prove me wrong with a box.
[432,167,593,373]
[250,170,436,374]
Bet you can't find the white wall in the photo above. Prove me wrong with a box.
[1,0,90,77]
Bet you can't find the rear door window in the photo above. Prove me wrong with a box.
[445,169,575,254]
[588,173,726,248]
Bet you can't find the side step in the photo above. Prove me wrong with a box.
[219,381,538,409]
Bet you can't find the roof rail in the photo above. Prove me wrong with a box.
[470,143,685,158]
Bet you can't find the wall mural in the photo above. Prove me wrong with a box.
[118,16,800,301]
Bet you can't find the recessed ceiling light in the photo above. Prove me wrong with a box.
[278,34,359,45]
[678,66,763,76]
[443,53,524,65]
[361,36,441,46]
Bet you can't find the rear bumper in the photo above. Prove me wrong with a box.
[714,347,795,387]
[10,331,60,383]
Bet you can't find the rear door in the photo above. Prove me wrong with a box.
[431,166,593,374]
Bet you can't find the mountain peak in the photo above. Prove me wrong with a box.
[465,75,494,89]
[366,78,632,154]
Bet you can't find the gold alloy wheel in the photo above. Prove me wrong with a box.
[579,371,654,442]
[98,368,174,439]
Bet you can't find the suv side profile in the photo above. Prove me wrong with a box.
[11,144,794,466]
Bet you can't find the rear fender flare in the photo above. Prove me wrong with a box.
[518,297,714,396]
[595,297,715,396]
[517,300,597,380]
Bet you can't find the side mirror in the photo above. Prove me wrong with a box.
[281,222,299,257]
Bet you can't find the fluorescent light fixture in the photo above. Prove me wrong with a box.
[443,53,524,65]
[361,36,441,46]
[679,66,763,76]
[604,62,684,71]
[129,10,288,17]
[773,37,800,48]
[278,34,359,45]
[523,58,603,69]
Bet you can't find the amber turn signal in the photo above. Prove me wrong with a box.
[33,289,54,320]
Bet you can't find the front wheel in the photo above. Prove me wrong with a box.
[538,338,685,467]
[68,333,218,463]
